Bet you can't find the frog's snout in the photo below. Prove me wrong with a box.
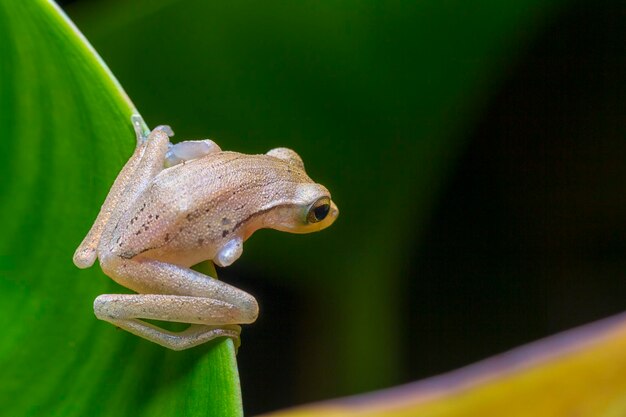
[329,201,339,222]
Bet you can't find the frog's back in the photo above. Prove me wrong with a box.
[104,151,313,265]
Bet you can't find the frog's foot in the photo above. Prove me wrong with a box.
[154,124,175,137]
[165,139,222,167]
[113,321,241,351]
[94,294,246,350]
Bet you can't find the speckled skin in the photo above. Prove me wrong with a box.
[108,151,326,267]
[73,116,338,350]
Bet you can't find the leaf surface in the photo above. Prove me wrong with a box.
[262,313,626,417]
[0,2,242,416]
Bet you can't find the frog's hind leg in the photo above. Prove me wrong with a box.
[95,256,258,350]
[94,294,244,350]
[73,116,173,269]
[74,114,174,268]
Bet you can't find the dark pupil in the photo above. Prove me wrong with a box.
[313,204,330,221]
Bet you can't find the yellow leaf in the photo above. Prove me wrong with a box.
[263,313,626,417]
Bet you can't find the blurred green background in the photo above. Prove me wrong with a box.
[35,0,626,414]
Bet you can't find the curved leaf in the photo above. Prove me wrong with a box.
[0,1,242,416]
[262,313,626,416]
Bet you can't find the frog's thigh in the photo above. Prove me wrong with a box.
[101,257,259,321]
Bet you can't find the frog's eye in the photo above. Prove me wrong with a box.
[306,197,331,223]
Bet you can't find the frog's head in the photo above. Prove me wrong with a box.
[261,184,339,234]
[263,148,339,234]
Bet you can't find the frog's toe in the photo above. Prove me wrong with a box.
[215,238,243,267]
[154,125,175,137]
[131,114,150,143]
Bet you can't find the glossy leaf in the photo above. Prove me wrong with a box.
[0,1,242,416]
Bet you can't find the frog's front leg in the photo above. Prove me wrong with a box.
[96,256,258,350]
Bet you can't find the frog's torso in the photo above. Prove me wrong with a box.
[99,151,315,267]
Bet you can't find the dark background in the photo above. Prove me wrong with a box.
[60,0,626,414]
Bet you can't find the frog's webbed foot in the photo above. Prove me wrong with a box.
[165,139,221,167]
[96,257,258,350]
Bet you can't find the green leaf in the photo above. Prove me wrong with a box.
[0,1,242,416]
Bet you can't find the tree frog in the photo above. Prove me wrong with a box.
[73,115,338,350]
